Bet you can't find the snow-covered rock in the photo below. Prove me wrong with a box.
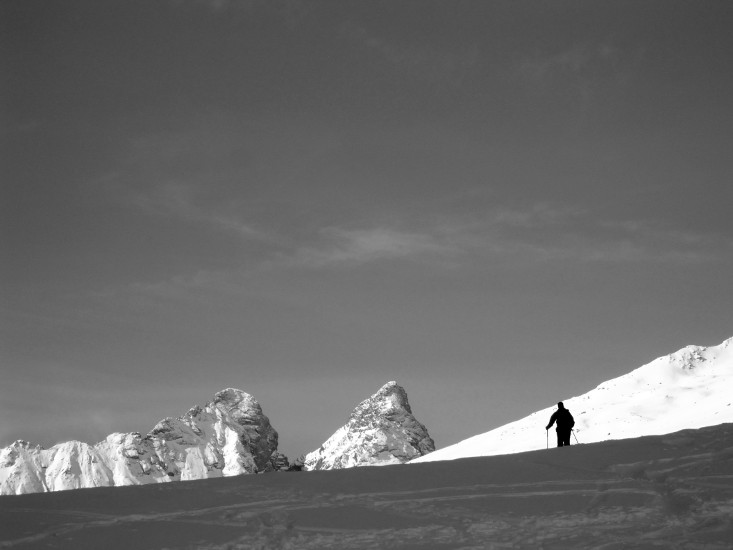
[303,381,434,470]
[413,336,733,463]
[0,388,281,495]
[0,441,49,495]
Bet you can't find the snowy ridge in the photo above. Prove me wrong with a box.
[0,388,280,495]
[303,381,434,470]
[413,336,733,463]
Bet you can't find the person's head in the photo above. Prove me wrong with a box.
[557,402,565,409]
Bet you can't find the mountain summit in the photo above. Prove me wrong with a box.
[0,388,282,495]
[303,381,434,470]
[413,336,733,463]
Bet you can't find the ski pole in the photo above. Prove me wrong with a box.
[546,429,549,449]
[572,429,579,444]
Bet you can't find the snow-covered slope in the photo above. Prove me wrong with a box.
[413,336,733,463]
[3,423,733,549]
[0,388,282,495]
[303,381,434,470]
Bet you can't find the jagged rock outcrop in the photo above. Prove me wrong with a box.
[0,388,282,495]
[303,381,434,470]
[263,452,290,472]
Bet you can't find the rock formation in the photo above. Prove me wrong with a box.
[0,388,282,495]
[303,381,434,470]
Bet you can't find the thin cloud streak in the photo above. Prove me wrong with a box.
[108,178,274,244]
[339,22,479,85]
[517,43,620,82]
[273,205,729,271]
[515,42,638,116]
[485,205,732,264]
[80,202,733,310]
[490,203,588,229]
[284,227,459,268]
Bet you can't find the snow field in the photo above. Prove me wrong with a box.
[2,422,732,549]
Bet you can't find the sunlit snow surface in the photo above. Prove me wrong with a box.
[413,337,733,463]
[1,423,732,549]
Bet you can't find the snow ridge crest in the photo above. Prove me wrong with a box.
[412,335,733,464]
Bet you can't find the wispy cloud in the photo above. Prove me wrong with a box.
[173,0,315,24]
[515,42,638,114]
[517,43,619,82]
[284,227,458,268]
[271,205,731,271]
[96,117,297,244]
[83,207,731,322]
[491,203,587,229]
[192,0,238,11]
[127,180,272,242]
[340,22,479,85]
[483,203,732,264]
[589,220,731,263]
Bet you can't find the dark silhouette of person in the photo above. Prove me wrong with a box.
[546,402,575,447]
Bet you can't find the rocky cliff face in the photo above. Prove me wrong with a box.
[303,381,434,470]
[0,388,281,495]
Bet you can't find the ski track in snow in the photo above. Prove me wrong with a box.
[1,424,732,549]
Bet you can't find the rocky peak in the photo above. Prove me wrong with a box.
[208,387,278,472]
[213,387,253,406]
[351,381,412,421]
[303,381,434,471]
[0,388,283,495]
[668,345,707,371]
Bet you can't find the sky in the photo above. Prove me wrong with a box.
[1,0,732,461]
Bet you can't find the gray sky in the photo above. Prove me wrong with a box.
[2,0,732,460]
